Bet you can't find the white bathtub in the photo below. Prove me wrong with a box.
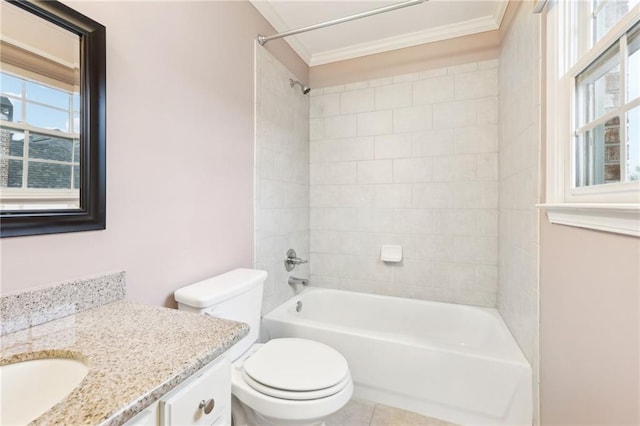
[262,288,532,426]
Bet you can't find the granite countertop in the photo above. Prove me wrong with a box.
[0,301,249,426]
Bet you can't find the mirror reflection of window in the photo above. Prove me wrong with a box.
[0,0,81,211]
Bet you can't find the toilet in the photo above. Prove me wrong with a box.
[174,268,353,426]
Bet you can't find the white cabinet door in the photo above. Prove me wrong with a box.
[124,404,159,426]
[159,355,231,426]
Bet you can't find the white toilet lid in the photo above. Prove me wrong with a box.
[241,369,351,400]
[243,338,349,392]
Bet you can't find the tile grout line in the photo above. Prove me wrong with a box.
[368,403,378,426]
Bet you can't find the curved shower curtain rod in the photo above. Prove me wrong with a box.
[257,0,428,46]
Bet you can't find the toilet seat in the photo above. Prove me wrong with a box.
[242,338,349,395]
[231,341,354,423]
[241,369,351,400]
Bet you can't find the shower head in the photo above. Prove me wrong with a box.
[289,78,311,95]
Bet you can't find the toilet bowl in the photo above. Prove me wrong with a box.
[174,269,353,426]
[231,339,353,426]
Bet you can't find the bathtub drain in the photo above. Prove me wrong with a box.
[296,301,302,312]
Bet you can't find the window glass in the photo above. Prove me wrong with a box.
[10,98,22,123]
[594,0,639,43]
[72,93,80,112]
[27,162,72,189]
[576,45,621,127]
[0,73,79,194]
[29,133,73,162]
[73,165,80,189]
[72,112,80,134]
[73,139,80,162]
[8,130,24,157]
[627,106,640,181]
[0,97,21,122]
[0,73,22,97]
[25,81,69,110]
[575,117,622,187]
[7,159,23,188]
[627,24,640,101]
[26,102,69,131]
[573,16,640,189]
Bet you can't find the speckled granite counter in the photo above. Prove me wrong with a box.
[0,301,249,425]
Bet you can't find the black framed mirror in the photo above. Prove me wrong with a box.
[0,0,105,238]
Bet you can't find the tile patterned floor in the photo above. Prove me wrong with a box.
[326,399,458,426]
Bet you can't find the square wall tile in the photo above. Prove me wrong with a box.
[308,60,500,310]
[375,134,413,159]
[357,111,393,136]
[375,83,413,110]
[358,160,393,184]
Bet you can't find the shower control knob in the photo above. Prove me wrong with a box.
[199,398,215,414]
[284,249,308,271]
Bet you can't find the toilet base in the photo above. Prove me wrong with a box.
[232,396,326,426]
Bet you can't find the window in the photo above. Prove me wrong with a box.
[544,0,640,236]
[0,71,80,209]
[575,23,640,187]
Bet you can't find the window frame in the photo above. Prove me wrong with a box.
[542,0,640,237]
[1,71,81,205]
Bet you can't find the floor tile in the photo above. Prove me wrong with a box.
[327,398,458,426]
[369,403,457,426]
[326,398,375,426]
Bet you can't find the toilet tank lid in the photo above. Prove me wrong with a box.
[174,268,267,308]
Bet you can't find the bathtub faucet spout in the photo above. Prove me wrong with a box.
[288,276,309,287]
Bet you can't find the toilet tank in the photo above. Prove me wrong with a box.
[174,268,267,360]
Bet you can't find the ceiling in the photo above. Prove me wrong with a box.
[251,0,508,66]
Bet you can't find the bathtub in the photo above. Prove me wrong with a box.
[262,287,532,426]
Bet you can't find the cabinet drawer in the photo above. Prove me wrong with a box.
[159,355,231,426]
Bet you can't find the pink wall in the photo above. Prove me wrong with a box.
[540,219,640,425]
[309,30,500,89]
[0,1,307,307]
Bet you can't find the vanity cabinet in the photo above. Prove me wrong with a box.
[125,355,231,426]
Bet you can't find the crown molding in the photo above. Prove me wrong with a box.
[492,0,509,27]
[309,14,502,66]
[252,0,509,67]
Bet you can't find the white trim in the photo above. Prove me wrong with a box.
[620,33,628,181]
[309,14,501,66]
[251,0,506,66]
[539,203,640,237]
[0,188,79,200]
[0,189,80,210]
[574,97,640,134]
[249,0,312,64]
[567,4,640,77]
[544,1,640,236]
[0,35,79,69]
[0,120,79,139]
[534,0,548,14]
[492,0,509,27]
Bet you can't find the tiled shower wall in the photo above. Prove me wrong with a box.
[498,1,541,368]
[498,2,541,422]
[254,46,310,314]
[309,61,500,307]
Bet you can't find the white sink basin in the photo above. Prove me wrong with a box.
[0,357,89,425]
